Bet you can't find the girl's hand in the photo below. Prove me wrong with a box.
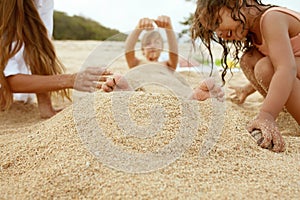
[73,67,112,92]
[247,111,285,152]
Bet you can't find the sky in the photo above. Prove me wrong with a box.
[54,0,195,33]
[54,0,300,34]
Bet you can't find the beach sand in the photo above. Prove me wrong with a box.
[0,41,299,199]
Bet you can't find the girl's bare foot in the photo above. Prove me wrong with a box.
[190,77,224,101]
[229,83,256,104]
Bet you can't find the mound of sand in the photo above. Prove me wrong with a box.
[0,41,299,199]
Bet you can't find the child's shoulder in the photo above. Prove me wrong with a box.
[260,7,292,29]
[262,7,300,21]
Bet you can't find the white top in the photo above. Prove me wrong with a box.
[3,0,54,102]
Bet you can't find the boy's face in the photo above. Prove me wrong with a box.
[142,38,163,62]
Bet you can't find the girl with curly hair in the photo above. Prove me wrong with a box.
[191,0,300,152]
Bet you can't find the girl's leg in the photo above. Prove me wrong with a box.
[285,78,300,124]
[254,57,300,124]
[279,57,300,124]
[239,47,267,97]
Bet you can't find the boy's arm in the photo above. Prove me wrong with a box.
[155,16,178,70]
[125,28,142,68]
[165,28,178,70]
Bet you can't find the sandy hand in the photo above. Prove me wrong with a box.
[190,77,224,101]
[73,67,112,92]
[247,111,285,152]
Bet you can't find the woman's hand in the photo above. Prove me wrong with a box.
[247,111,285,152]
[73,66,112,92]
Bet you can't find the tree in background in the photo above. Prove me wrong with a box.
[53,11,127,41]
[179,0,195,38]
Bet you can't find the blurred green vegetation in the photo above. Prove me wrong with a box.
[178,0,195,38]
[53,11,127,41]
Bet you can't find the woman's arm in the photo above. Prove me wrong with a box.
[7,67,108,93]
[7,73,75,93]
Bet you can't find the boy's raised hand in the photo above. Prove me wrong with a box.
[154,15,173,29]
[137,16,173,31]
[137,18,155,31]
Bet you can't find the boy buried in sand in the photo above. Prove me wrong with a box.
[101,16,224,102]
[125,15,178,70]
[191,0,300,152]
[102,67,224,102]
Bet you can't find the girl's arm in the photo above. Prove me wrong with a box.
[259,12,297,118]
[247,12,296,152]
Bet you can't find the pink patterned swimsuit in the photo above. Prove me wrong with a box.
[254,7,300,57]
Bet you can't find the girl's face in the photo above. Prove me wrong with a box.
[142,38,163,62]
[212,7,248,41]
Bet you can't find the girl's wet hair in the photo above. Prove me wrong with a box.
[0,0,70,110]
[191,0,275,84]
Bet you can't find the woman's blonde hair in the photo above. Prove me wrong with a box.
[0,0,69,110]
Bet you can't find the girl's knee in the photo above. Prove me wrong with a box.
[240,52,252,69]
[240,48,263,70]
[254,57,274,88]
